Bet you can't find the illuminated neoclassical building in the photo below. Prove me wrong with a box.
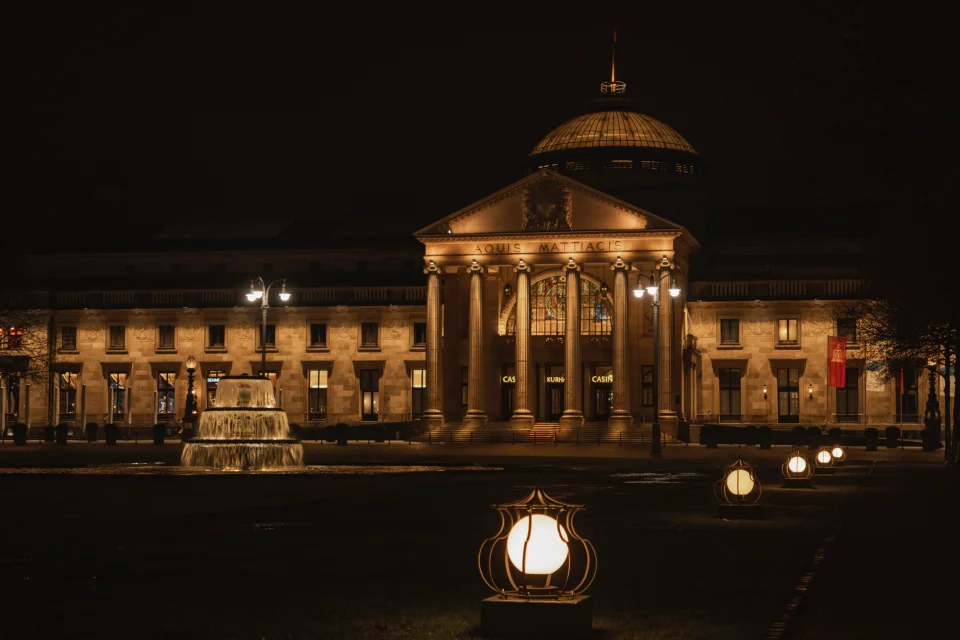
[1,71,945,438]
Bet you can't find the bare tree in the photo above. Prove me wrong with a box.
[0,308,52,388]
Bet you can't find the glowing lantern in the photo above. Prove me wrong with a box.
[715,455,761,514]
[782,449,813,487]
[831,445,846,464]
[814,447,835,474]
[479,487,596,598]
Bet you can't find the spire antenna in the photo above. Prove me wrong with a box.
[601,27,626,95]
[611,26,617,83]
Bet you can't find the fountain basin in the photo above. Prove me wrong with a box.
[181,440,304,470]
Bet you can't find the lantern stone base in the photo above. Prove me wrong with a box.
[781,478,812,488]
[717,503,764,519]
[480,595,592,638]
[814,467,835,474]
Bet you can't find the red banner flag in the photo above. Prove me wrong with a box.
[828,336,847,388]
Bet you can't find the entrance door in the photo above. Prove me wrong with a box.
[593,385,612,419]
[544,364,565,422]
[547,384,564,421]
[591,365,613,420]
[777,368,800,423]
[501,365,516,420]
[360,370,379,421]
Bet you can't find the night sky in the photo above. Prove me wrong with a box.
[15,2,957,252]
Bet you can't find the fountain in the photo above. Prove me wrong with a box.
[181,375,303,470]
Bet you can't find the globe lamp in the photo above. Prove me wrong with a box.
[814,447,836,474]
[715,455,761,516]
[479,487,597,637]
[506,514,569,575]
[782,449,813,487]
[831,445,846,464]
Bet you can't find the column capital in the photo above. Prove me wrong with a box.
[655,254,674,271]
[468,259,487,275]
[563,257,581,273]
[610,256,632,272]
[513,258,533,274]
[423,260,444,275]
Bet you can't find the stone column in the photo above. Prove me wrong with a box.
[609,257,632,429]
[422,260,444,431]
[560,259,584,428]
[657,260,678,434]
[511,259,535,428]
[463,260,488,428]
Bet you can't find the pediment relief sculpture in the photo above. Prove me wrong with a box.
[521,180,572,231]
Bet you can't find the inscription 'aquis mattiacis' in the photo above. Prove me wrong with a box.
[472,240,625,255]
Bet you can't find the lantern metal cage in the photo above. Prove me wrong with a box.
[782,449,813,479]
[815,446,835,470]
[830,444,847,464]
[714,455,761,505]
[479,487,597,599]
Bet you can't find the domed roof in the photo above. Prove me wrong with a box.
[530,110,697,156]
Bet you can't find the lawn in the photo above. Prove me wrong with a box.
[0,453,866,639]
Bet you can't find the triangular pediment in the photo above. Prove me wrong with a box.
[415,169,687,238]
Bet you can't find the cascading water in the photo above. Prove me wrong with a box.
[181,376,303,470]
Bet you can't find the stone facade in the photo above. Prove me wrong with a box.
[9,305,426,427]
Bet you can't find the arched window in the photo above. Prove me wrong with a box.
[506,276,612,336]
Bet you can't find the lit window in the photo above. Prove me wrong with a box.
[58,372,77,417]
[157,372,176,415]
[308,369,328,419]
[777,318,799,344]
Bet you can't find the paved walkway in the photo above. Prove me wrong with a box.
[786,461,958,638]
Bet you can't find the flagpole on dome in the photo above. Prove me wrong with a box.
[601,27,626,95]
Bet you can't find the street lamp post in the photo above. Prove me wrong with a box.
[183,354,198,434]
[633,256,680,458]
[246,277,291,378]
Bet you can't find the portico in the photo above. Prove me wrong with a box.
[416,170,698,435]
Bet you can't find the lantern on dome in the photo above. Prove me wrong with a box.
[814,447,835,474]
[715,455,762,517]
[478,487,596,637]
[781,449,813,488]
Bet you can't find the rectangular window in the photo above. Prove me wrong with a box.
[108,372,127,418]
[309,323,327,348]
[720,319,739,345]
[60,326,77,351]
[896,366,919,423]
[461,366,469,407]
[361,322,379,348]
[108,325,125,350]
[837,318,857,344]
[641,365,654,407]
[835,367,859,423]
[258,324,277,349]
[777,368,800,423]
[308,369,328,419]
[58,372,77,418]
[777,318,799,344]
[206,370,227,408]
[157,372,176,416]
[208,324,226,349]
[360,370,379,420]
[719,368,742,421]
[158,324,176,350]
[412,368,426,418]
[1,326,24,350]
[413,322,427,347]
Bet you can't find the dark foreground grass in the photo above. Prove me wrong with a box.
[0,456,867,639]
